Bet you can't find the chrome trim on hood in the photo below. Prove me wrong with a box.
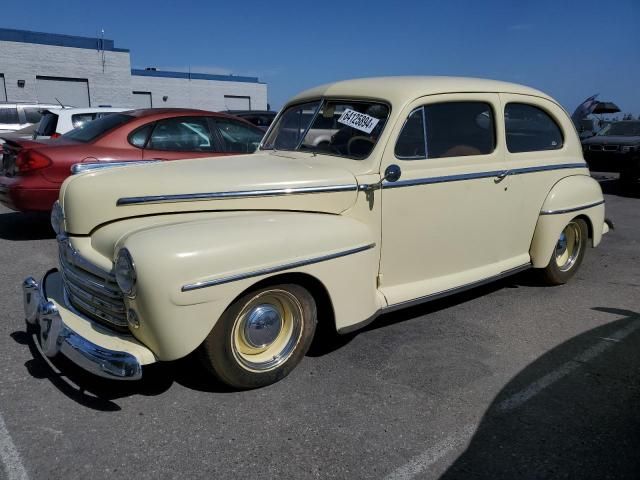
[117,184,359,206]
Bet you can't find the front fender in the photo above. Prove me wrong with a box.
[118,211,380,361]
[529,175,605,268]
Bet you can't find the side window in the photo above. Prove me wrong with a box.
[0,107,19,124]
[395,108,426,159]
[214,118,263,153]
[147,117,216,152]
[128,123,154,148]
[505,103,563,153]
[72,113,98,129]
[395,101,495,159]
[24,107,44,124]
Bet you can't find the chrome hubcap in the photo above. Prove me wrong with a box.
[554,222,582,272]
[243,304,282,348]
[231,289,304,373]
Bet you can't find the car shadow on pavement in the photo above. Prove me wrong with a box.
[0,211,55,241]
[11,330,235,411]
[309,270,544,357]
[439,307,640,479]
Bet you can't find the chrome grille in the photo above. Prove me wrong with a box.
[589,144,603,151]
[603,144,619,151]
[58,237,128,331]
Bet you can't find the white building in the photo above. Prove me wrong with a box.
[0,28,268,111]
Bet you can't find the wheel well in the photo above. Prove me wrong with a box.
[575,214,594,245]
[244,273,336,332]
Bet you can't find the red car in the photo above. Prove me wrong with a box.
[0,108,264,212]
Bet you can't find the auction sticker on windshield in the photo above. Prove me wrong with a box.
[337,109,380,134]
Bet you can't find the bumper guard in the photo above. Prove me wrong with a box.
[22,269,143,380]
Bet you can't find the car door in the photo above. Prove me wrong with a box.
[379,93,518,306]
[142,116,228,160]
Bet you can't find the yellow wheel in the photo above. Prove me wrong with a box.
[231,289,303,372]
[199,284,317,389]
[541,218,588,285]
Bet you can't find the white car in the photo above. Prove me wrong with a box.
[33,107,129,139]
[0,103,63,133]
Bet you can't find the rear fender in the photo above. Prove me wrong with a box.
[529,175,605,268]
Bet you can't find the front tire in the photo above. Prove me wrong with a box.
[199,284,317,389]
[540,218,588,285]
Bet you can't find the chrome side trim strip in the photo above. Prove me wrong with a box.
[72,161,161,175]
[338,263,531,334]
[181,243,376,292]
[540,200,605,215]
[382,169,502,189]
[379,162,587,190]
[117,184,358,206]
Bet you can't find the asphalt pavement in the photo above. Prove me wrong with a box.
[1,173,639,480]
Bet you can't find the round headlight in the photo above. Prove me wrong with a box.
[50,201,64,235]
[115,248,137,297]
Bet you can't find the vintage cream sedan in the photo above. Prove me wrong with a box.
[23,77,609,389]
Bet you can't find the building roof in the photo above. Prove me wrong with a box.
[0,27,129,52]
[289,76,554,107]
[131,69,261,84]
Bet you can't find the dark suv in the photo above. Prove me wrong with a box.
[582,120,640,185]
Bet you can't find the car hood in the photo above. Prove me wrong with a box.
[582,135,640,145]
[61,151,360,235]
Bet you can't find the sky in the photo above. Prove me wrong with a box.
[2,0,638,114]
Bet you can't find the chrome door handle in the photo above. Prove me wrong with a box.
[495,170,510,182]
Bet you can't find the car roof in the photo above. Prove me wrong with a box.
[0,103,64,108]
[124,108,232,119]
[288,76,554,107]
[46,107,129,115]
[226,110,277,115]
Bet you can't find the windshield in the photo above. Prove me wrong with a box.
[597,121,640,137]
[62,113,133,143]
[262,98,390,159]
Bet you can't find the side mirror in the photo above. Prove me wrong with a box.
[384,164,402,182]
[360,164,402,192]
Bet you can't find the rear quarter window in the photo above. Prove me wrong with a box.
[505,103,564,153]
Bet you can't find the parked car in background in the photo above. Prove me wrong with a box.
[33,107,128,139]
[23,77,608,389]
[0,103,64,133]
[582,120,640,184]
[0,108,264,212]
[0,124,39,163]
[226,110,277,131]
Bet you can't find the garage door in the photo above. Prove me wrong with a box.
[132,91,152,108]
[0,75,6,101]
[224,95,251,110]
[36,76,90,107]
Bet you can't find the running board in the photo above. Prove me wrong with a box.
[338,263,532,334]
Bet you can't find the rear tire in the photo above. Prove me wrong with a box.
[540,218,588,285]
[199,284,317,389]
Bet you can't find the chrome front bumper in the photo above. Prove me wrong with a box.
[23,269,144,380]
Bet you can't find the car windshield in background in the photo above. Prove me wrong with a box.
[597,121,640,136]
[262,99,389,159]
[62,113,133,143]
